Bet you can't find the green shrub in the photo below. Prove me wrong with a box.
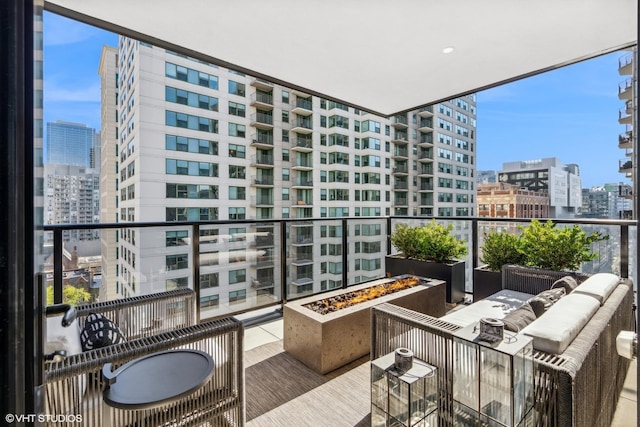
[391,220,468,263]
[480,230,526,272]
[517,220,608,272]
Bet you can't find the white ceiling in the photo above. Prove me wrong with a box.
[46,0,637,116]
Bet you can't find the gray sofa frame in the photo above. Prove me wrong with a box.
[371,265,633,427]
[44,289,244,427]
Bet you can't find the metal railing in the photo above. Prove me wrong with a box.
[44,216,635,323]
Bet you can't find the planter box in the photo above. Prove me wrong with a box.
[385,255,465,304]
[472,266,502,302]
[283,276,446,374]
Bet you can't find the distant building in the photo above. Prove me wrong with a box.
[46,120,100,168]
[476,170,497,184]
[44,163,100,243]
[497,157,582,218]
[477,182,549,218]
[617,48,636,219]
[580,183,633,219]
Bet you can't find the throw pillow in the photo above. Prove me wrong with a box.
[551,276,579,294]
[528,288,566,317]
[502,303,537,332]
[80,312,125,351]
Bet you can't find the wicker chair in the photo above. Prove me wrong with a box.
[44,289,244,427]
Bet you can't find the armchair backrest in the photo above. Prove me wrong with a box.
[501,265,590,295]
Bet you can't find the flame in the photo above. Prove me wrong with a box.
[331,276,420,309]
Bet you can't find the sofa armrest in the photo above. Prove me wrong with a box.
[73,288,196,340]
[44,316,243,427]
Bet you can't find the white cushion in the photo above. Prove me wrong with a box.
[46,315,83,356]
[572,273,620,305]
[521,293,600,354]
[440,289,533,327]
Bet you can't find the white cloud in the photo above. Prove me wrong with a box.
[44,80,101,103]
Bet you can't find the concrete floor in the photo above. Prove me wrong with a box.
[245,318,638,426]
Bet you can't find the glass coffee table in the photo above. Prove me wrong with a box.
[102,349,214,410]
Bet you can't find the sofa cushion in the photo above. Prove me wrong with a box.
[527,288,565,317]
[572,273,619,305]
[46,315,83,357]
[521,293,600,354]
[440,289,533,327]
[501,303,536,332]
[80,313,125,351]
[551,275,579,294]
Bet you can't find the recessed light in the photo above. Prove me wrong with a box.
[442,46,455,54]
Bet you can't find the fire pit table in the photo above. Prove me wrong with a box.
[283,275,445,374]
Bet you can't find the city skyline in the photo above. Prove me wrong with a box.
[43,11,627,188]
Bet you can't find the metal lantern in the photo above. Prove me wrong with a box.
[371,348,438,427]
[452,322,534,426]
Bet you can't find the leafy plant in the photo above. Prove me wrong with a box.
[516,220,608,271]
[46,285,91,306]
[480,230,526,272]
[391,220,468,263]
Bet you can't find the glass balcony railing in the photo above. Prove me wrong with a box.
[44,217,636,323]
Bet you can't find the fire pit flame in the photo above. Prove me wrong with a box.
[304,276,424,315]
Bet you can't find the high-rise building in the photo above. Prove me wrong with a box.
[497,157,582,218]
[101,37,477,316]
[44,163,100,242]
[580,183,633,219]
[617,48,636,219]
[98,46,119,302]
[46,120,99,168]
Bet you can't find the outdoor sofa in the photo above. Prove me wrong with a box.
[371,265,634,427]
[44,288,244,427]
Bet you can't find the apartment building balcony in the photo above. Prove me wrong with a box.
[618,77,633,100]
[418,118,433,131]
[619,101,633,125]
[619,130,633,149]
[251,175,275,186]
[391,147,409,159]
[291,179,313,188]
[393,182,408,190]
[250,77,274,90]
[619,52,634,75]
[291,158,313,170]
[418,165,434,176]
[291,98,313,116]
[418,132,434,147]
[619,159,633,175]
[254,254,275,268]
[251,196,274,206]
[391,114,408,128]
[291,117,313,134]
[391,165,409,175]
[393,196,408,206]
[251,154,275,167]
[250,111,274,129]
[417,105,434,117]
[418,150,433,161]
[392,131,409,144]
[418,182,434,191]
[250,91,274,110]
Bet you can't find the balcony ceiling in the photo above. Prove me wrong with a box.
[46,0,637,116]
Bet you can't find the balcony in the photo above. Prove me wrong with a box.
[41,216,637,426]
[391,165,409,175]
[251,175,275,186]
[250,91,274,110]
[619,159,633,174]
[618,77,633,100]
[291,158,313,170]
[619,130,633,149]
[250,111,274,129]
[391,148,409,159]
[291,117,313,134]
[391,114,408,128]
[418,132,434,146]
[392,131,408,144]
[619,52,633,76]
[418,118,433,131]
[250,77,274,90]
[619,101,633,125]
[251,154,275,167]
[251,195,274,206]
[417,105,434,117]
[291,98,313,116]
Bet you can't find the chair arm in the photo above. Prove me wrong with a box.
[44,316,244,427]
[73,288,196,340]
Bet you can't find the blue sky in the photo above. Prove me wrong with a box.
[44,12,627,188]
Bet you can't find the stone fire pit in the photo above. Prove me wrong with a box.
[283,275,445,374]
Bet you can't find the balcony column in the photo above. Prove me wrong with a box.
[0,0,38,420]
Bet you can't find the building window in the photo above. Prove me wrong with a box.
[229,207,246,220]
[166,207,218,221]
[228,80,246,96]
[229,269,246,284]
[165,62,218,89]
[229,289,246,304]
[229,165,246,179]
[228,123,246,137]
[282,90,289,104]
[165,86,218,111]
[165,135,218,155]
[166,230,188,246]
[166,183,218,199]
[166,277,188,291]
[200,273,219,289]
[166,159,218,177]
[166,254,188,271]
[200,295,219,308]
[229,186,246,200]
[228,143,246,158]
[228,101,246,117]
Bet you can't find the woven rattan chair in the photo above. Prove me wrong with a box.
[43,289,244,427]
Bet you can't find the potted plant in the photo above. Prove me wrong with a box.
[474,220,609,300]
[386,220,468,304]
